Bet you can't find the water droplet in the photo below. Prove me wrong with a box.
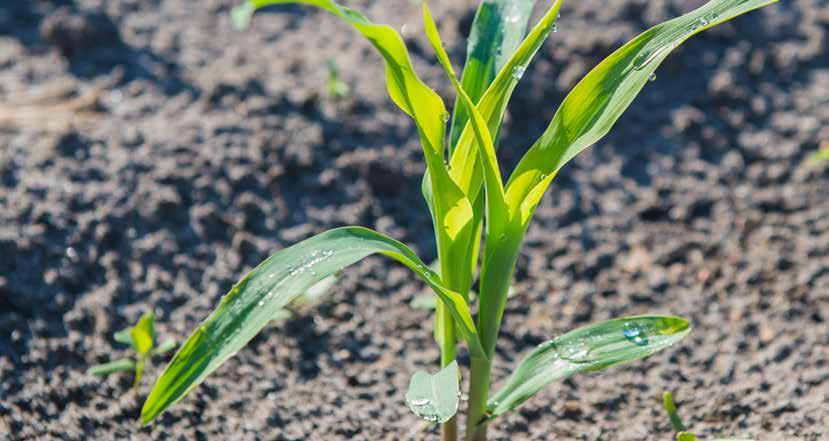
[696,17,709,28]
[648,72,656,82]
[258,300,265,307]
[562,343,590,361]
[511,66,526,80]
[539,173,548,180]
[410,398,430,406]
[443,112,450,123]
[623,322,649,346]
[65,247,78,262]
[552,23,559,33]
[400,23,410,36]
[460,393,469,401]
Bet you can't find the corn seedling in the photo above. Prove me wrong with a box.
[663,391,755,441]
[88,311,176,393]
[143,1,779,439]
[325,58,351,100]
[810,141,829,165]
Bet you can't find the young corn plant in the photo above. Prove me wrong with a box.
[325,58,351,100]
[88,311,176,393]
[141,1,779,439]
[662,391,754,441]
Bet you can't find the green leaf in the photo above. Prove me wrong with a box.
[141,227,483,424]
[809,146,829,165]
[113,328,133,346]
[325,59,350,100]
[87,358,136,376]
[292,272,340,309]
[448,0,536,152]
[486,316,691,419]
[663,391,687,432]
[449,0,564,199]
[405,360,460,424]
[131,311,155,356]
[505,0,779,226]
[423,3,508,232]
[153,339,177,356]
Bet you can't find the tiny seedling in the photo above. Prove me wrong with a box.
[663,391,755,441]
[810,142,829,165]
[143,1,781,440]
[325,58,350,100]
[88,311,176,392]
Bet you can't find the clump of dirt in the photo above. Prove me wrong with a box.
[0,0,826,440]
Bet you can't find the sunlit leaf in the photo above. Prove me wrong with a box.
[131,311,155,356]
[486,316,691,418]
[423,3,508,231]
[505,0,780,225]
[113,328,133,346]
[448,0,536,152]
[87,358,136,376]
[142,227,482,424]
[405,360,460,424]
[663,391,687,432]
[449,0,564,199]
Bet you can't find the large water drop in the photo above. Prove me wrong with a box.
[623,322,649,346]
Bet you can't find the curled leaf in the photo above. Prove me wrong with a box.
[405,361,460,424]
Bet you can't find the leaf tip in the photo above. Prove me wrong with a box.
[231,1,256,30]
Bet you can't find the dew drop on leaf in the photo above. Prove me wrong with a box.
[623,322,649,346]
[648,72,656,82]
[410,398,430,406]
[511,66,526,80]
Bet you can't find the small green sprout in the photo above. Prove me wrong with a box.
[809,142,829,165]
[325,58,350,100]
[144,1,782,440]
[88,311,176,392]
[663,391,755,441]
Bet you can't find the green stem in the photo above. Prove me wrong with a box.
[439,301,458,441]
[465,356,492,441]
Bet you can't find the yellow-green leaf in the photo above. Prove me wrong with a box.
[505,0,779,226]
[131,311,155,356]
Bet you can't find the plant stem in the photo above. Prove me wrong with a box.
[465,356,491,441]
[439,304,458,441]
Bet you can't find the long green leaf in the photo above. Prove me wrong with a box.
[486,316,690,419]
[405,360,460,424]
[505,0,779,225]
[663,391,687,432]
[87,358,136,376]
[448,0,536,152]
[423,4,508,232]
[449,0,563,198]
[141,227,482,424]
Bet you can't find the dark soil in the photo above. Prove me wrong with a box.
[1,0,827,440]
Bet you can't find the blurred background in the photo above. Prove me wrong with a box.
[0,0,826,439]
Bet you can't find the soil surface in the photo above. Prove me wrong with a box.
[1,0,827,440]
